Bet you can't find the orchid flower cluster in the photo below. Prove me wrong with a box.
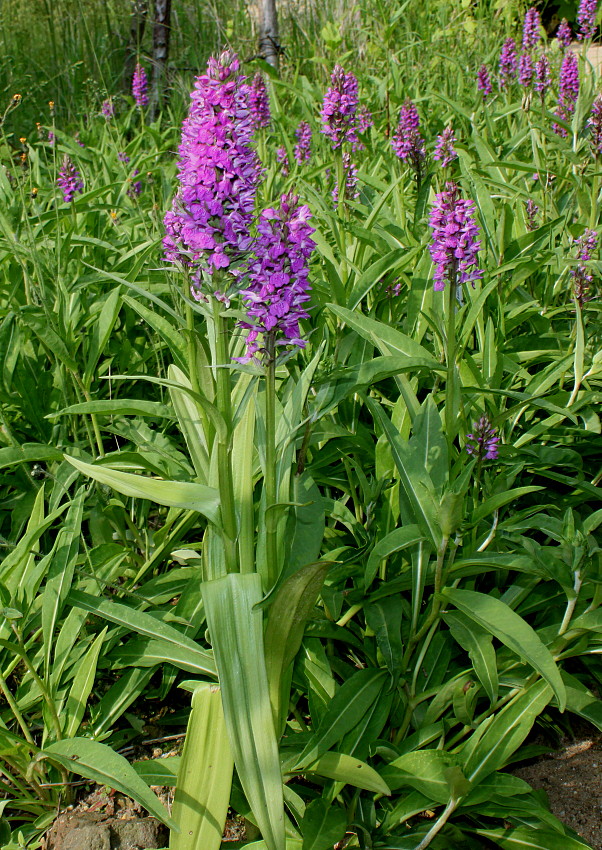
[57,156,83,202]
[577,0,598,40]
[164,51,315,363]
[429,181,482,292]
[553,52,580,136]
[433,125,457,168]
[320,65,360,150]
[132,63,148,108]
[571,229,598,304]
[392,99,426,178]
[465,416,500,461]
[589,95,602,157]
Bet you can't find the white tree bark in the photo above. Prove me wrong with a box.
[258,0,280,71]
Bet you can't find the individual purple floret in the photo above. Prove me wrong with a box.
[333,151,359,204]
[477,65,493,99]
[522,8,541,50]
[57,156,83,202]
[392,99,426,174]
[101,99,114,119]
[553,51,580,136]
[571,229,598,303]
[320,65,359,149]
[357,105,373,133]
[466,416,499,460]
[132,63,148,108]
[499,38,518,87]
[276,145,289,176]
[294,121,312,164]
[118,152,130,163]
[433,125,457,167]
[127,168,142,198]
[518,52,534,87]
[535,53,552,97]
[48,130,55,146]
[238,193,316,363]
[163,51,260,285]
[557,18,572,47]
[428,181,482,292]
[249,73,271,129]
[525,199,539,230]
[577,0,598,40]
[588,95,602,157]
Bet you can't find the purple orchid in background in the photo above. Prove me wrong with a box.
[433,125,457,167]
[294,121,312,164]
[321,65,359,149]
[534,54,552,98]
[518,52,534,87]
[127,169,142,198]
[101,99,114,119]
[118,152,130,163]
[276,145,289,175]
[332,151,359,204]
[477,65,493,99]
[392,99,426,179]
[238,194,316,363]
[357,105,373,133]
[588,95,602,157]
[429,181,482,292]
[525,199,539,230]
[132,63,148,108]
[577,0,598,40]
[163,51,260,288]
[57,156,83,202]
[571,229,598,304]
[522,8,541,50]
[553,51,580,135]
[557,18,572,47]
[249,73,271,129]
[466,416,499,460]
[499,38,518,87]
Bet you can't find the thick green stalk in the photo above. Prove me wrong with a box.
[444,271,457,454]
[265,334,278,589]
[212,300,238,574]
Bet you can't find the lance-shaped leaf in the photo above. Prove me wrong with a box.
[202,573,285,850]
[39,738,175,828]
[64,454,221,526]
[170,684,234,850]
[440,588,565,710]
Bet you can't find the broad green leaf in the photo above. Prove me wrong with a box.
[462,680,552,784]
[440,588,565,710]
[49,399,174,419]
[65,454,221,526]
[380,790,437,832]
[301,751,390,795]
[170,684,234,850]
[300,798,346,850]
[202,573,285,850]
[40,739,175,828]
[294,668,387,768]
[110,636,216,677]
[364,596,403,680]
[134,756,180,786]
[83,286,122,386]
[123,293,187,370]
[0,444,64,469]
[168,364,210,483]
[63,627,107,738]
[381,750,465,803]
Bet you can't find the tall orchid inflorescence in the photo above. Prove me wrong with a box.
[518,52,534,87]
[577,0,598,40]
[276,146,289,176]
[101,99,114,120]
[238,194,316,363]
[249,73,271,129]
[433,125,457,167]
[588,95,602,157]
[428,182,482,292]
[553,52,580,136]
[571,229,598,304]
[357,105,373,133]
[392,99,426,180]
[132,63,148,108]
[534,54,552,99]
[557,18,572,47]
[163,51,260,290]
[320,65,359,149]
[522,8,541,50]
[57,156,83,202]
[477,65,493,99]
[294,121,312,164]
[499,38,518,88]
[466,416,499,461]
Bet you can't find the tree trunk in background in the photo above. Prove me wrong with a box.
[149,0,172,121]
[258,0,281,71]
[124,0,149,90]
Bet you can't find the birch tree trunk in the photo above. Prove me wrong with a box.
[124,0,149,89]
[149,0,173,120]
[258,0,281,71]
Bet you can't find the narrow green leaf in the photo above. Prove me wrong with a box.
[471,826,592,849]
[63,627,107,738]
[365,524,423,587]
[133,756,180,786]
[441,588,565,710]
[443,610,498,704]
[301,751,391,795]
[48,399,174,419]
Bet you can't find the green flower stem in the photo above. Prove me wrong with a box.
[0,669,36,747]
[558,569,583,636]
[71,372,104,458]
[590,172,600,231]
[415,797,461,850]
[444,270,457,455]
[12,628,63,744]
[265,333,278,588]
[335,150,349,286]
[212,299,238,574]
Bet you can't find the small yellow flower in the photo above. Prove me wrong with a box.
[20,153,27,163]
[12,94,21,102]
[31,187,38,197]
[19,137,26,145]
[109,210,118,220]
[48,101,55,112]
